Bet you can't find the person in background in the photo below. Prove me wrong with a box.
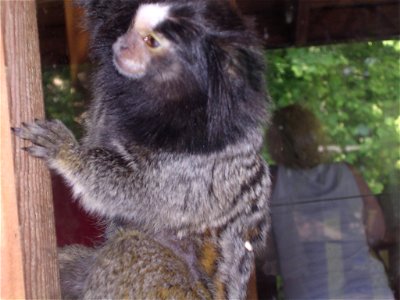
[257,104,394,300]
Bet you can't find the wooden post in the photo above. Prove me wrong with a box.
[64,0,89,83]
[1,1,61,298]
[0,26,26,300]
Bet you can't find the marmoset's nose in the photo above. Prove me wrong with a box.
[113,30,142,56]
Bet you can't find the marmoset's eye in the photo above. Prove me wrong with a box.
[143,34,160,48]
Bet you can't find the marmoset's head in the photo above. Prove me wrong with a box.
[78,0,268,153]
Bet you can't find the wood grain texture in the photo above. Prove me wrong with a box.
[0,23,26,300]
[1,1,61,298]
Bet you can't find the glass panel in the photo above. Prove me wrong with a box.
[262,41,399,300]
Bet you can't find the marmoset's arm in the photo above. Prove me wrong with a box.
[13,120,269,234]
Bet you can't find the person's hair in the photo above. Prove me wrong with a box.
[266,104,327,169]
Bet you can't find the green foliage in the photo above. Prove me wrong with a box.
[42,65,87,138]
[265,41,400,194]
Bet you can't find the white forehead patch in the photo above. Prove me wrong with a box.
[135,3,170,31]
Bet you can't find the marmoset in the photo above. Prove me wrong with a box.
[59,229,211,299]
[14,0,270,299]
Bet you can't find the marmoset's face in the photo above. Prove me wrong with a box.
[80,0,266,152]
[112,3,176,80]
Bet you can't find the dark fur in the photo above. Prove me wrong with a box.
[80,0,267,153]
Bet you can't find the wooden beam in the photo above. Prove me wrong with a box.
[297,0,397,8]
[295,0,400,46]
[296,0,311,45]
[64,0,89,83]
[0,23,26,300]
[1,1,61,298]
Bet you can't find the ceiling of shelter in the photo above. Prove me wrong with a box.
[235,0,399,48]
[36,0,400,66]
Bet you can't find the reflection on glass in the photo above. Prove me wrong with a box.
[263,104,394,299]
